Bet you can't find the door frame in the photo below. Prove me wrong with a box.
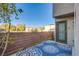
[56,20,67,44]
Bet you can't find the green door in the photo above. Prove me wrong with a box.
[56,21,67,44]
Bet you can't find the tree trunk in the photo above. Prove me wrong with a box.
[1,23,11,56]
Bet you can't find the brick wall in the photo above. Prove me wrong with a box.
[0,32,54,55]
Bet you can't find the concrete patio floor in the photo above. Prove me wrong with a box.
[11,40,72,56]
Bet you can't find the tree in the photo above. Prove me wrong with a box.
[16,24,26,31]
[0,3,23,55]
[40,27,44,30]
[32,28,38,32]
[10,25,16,31]
[0,24,16,31]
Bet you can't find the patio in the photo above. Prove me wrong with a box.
[15,40,72,56]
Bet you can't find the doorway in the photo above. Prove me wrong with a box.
[56,21,67,44]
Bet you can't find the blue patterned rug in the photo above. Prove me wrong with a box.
[16,40,72,56]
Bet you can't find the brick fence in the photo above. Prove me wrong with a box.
[0,32,54,56]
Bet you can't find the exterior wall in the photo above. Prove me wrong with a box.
[25,27,32,32]
[67,17,74,46]
[53,3,75,55]
[43,25,55,32]
[53,3,74,17]
[73,4,79,56]
[43,25,50,32]
[56,17,74,45]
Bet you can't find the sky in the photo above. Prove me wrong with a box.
[11,3,55,28]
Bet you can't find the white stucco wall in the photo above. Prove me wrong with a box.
[56,17,74,46]
[67,17,74,46]
[43,25,55,32]
[43,25,50,32]
[53,3,74,17]
[25,27,32,32]
[73,3,79,56]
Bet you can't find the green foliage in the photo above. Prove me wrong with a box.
[40,27,45,30]
[16,24,26,31]
[0,3,23,23]
[0,24,26,32]
[32,28,38,32]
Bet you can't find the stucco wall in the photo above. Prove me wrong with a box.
[53,3,74,17]
[56,17,74,45]
[43,25,55,32]
[73,3,79,56]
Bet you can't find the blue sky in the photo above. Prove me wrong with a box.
[11,3,55,28]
